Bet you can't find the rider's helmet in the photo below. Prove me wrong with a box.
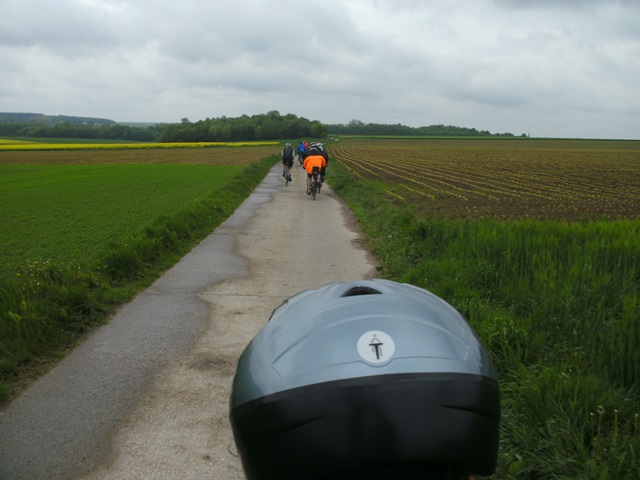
[230,279,500,480]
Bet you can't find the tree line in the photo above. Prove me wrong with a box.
[0,111,519,142]
[326,119,517,137]
[158,111,327,142]
[0,111,326,143]
[0,121,163,142]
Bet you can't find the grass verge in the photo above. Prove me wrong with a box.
[0,156,278,404]
[329,160,640,479]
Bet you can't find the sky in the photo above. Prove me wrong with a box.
[2,0,639,139]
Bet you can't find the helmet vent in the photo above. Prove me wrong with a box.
[341,286,382,297]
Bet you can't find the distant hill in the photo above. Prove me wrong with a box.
[0,112,116,126]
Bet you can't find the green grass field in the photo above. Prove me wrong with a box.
[0,164,243,273]
[0,148,278,403]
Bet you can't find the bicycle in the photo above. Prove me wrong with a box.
[282,160,293,187]
[309,169,321,200]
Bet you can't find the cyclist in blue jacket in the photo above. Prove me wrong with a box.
[296,141,306,165]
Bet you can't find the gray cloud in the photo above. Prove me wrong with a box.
[0,0,638,138]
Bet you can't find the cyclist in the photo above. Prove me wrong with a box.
[309,142,329,182]
[281,143,294,182]
[303,148,326,195]
[296,140,306,165]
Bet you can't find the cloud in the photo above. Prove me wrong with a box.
[1,0,639,138]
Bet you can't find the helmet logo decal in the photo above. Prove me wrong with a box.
[357,331,395,365]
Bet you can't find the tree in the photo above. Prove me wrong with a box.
[157,112,327,143]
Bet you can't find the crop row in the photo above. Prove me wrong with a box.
[331,139,640,221]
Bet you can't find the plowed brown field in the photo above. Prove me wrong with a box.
[332,138,640,221]
[0,145,277,165]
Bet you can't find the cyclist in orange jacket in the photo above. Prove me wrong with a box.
[303,151,326,195]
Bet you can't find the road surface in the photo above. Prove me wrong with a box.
[0,162,377,480]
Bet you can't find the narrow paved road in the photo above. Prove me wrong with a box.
[0,162,377,480]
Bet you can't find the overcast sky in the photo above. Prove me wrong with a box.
[2,0,639,139]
